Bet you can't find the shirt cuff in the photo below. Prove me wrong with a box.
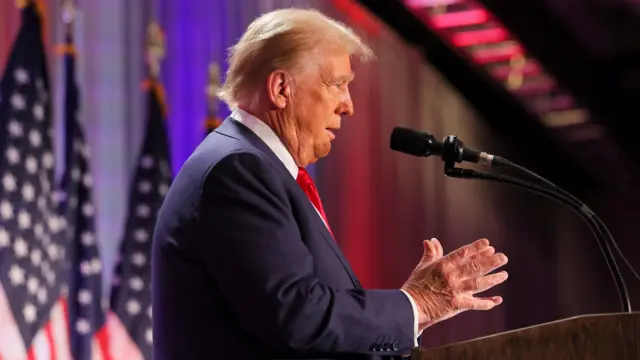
[399,289,422,346]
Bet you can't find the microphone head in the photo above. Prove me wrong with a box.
[390,127,441,157]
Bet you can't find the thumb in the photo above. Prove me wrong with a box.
[421,239,438,263]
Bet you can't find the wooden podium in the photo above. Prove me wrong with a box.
[411,313,640,360]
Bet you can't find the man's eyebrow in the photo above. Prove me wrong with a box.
[334,73,355,82]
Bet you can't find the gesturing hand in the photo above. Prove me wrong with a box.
[401,238,508,331]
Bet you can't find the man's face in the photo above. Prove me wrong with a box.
[292,53,355,165]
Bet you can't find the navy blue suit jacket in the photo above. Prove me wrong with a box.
[152,118,416,359]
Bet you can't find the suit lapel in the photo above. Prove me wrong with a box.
[215,118,362,289]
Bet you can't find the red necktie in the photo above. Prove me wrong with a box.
[296,167,333,237]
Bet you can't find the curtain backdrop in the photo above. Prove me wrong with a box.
[0,0,633,350]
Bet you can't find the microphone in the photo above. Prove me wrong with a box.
[390,126,635,313]
[390,127,508,167]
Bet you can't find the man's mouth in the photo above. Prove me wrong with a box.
[326,128,338,140]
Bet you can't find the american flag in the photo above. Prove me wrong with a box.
[108,79,172,360]
[0,3,72,359]
[56,33,110,360]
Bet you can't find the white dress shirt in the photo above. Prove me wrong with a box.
[230,107,421,345]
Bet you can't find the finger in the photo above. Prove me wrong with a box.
[421,240,437,263]
[431,238,444,259]
[458,251,507,279]
[446,238,490,265]
[469,296,503,310]
[459,271,508,294]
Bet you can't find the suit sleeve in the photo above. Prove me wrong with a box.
[197,151,416,357]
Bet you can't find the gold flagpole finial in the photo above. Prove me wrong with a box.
[206,62,220,110]
[146,21,166,79]
[205,62,222,131]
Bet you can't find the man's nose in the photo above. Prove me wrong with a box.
[337,91,354,116]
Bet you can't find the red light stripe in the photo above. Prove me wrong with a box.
[431,9,490,28]
[452,27,509,46]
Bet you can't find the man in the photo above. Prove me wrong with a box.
[152,8,508,360]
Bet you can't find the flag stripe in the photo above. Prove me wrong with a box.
[105,312,144,360]
[44,322,56,360]
[95,325,111,360]
[51,299,71,360]
[0,283,28,358]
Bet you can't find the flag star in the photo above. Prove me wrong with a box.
[159,182,169,196]
[137,180,152,193]
[13,67,29,85]
[147,306,152,319]
[32,103,44,121]
[45,269,56,285]
[47,244,60,261]
[134,229,148,243]
[82,203,94,217]
[0,228,9,248]
[10,93,26,110]
[17,210,32,229]
[42,152,54,169]
[82,173,92,187]
[22,183,35,202]
[81,231,95,246]
[69,196,78,208]
[0,200,14,220]
[36,287,47,304]
[14,67,29,84]
[125,299,141,315]
[30,248,42,265]
[131,252,146,267]
[48,215,61,233]
[28,130,42,147]
[91,258,102,274]
[34,223,44,238]
[129,276,144,291]
[24,156,38,174]
[2,173,16,192]
[23,303,37,323]
[81,144,90,158]
[80,260,92,275]
[136,204,150,218]
[13,237,28,258]
[78,289,92,305]
[26,276,39,294]
[145,327,153,344]
[8,119,23,137]
[37,196,46,211]
[76,318,91,334]
[41,261,50,275]
[40,177,50,192]
[6,146,20,164]
[71,167,81,181]
[140,155,154,169]
[8,264,25,286]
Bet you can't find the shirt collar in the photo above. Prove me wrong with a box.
[230,107,299,179]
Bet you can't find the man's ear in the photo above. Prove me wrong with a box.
[266,70,290,109]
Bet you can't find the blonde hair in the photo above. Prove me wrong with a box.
[217,8,374,108]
